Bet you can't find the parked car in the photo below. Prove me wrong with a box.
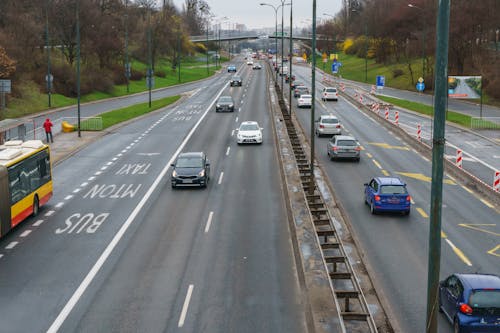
[236,121,263,144]
[322,87,339,101]
[327,135,361,161]
[230,75,242,86]
[215,96,235,112]
[364,177,411,215]
[439,273,500,333]
[294,86,309,98]
[297,94,312,108]
[315,115,342,137]
[252,63,262,70]
[171,152,210,188]
[227,65,237,72]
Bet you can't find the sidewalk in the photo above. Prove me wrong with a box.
[48,130,105,165]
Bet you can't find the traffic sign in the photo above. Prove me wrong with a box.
[0,79,11,93]
[376,75,385,89]
[45,74,53,83]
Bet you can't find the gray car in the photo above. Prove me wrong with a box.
[327,135,361,162]
[294,86,309,98]
[315,115,342,137]
[171,152,210,188]
[215,96,235,112]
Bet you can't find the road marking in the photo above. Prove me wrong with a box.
[65,195,73,200]
[33,220,44,227]
[367,142,410,150]
[416,208,429,218]
[88,176,96,181]
[372,159,383,169]
[396,172,456,185]
[235,117,239,122]
[95,171,102,176]
[231,130,235,136]
[461,185,474,194]
[480,199,495,209]
[55,202,64,208]
[205,212,214,233]
[226,147,230,156]
[80,182,89,187]
[441,231,447,238]
[106,162,113,166]
[46,76,231,333]
[6,242,18,249]
[45,210,55,217]
[488,245,500,257]
[121,150,127,153]
[445,239,472,266]
[100,166,108,171]
[218,172,224,185]
[382,170,390,176]
[0,254,3,259]
[20,230,32,237]
[178,284,194,327]
[238,107,242,112]
[73,188,81,194]
[458,224,499,237]
[366,153,373,158]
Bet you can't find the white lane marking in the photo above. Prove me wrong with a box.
[178,284,194,327]
[205,211,214,233]
[65,195,73,200]
[235,117,239,122]
[446,141,498,171]
[6,242,18,249]
[88,176,95,181]
[20,230,32,237]
[218,172,224,185]
[73,188,81,194]
[106,162,113,166]
[0,254,3,259]
[231,130,235,137]
[117,153,123,157]
[95,171,102,176]
[45,210,55,217]
[121,150,127,153]
[55,202,64,208]
[80,182,89,187]
[226,147,230,156]
[46,76,231,333]
[100,166,107,171]
[33,220,44,227]
[238,107,242,112]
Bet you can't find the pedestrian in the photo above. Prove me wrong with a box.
[43,118,54,143]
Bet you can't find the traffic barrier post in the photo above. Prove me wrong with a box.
[395,111,399,125]
[417,124,422,141]
[494,171,500,192]
[456,149,463,168]
[384,106,389,120]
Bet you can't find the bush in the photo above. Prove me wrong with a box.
[129,68,143,81]
[393,68,404,78]
[155,69,166,78]
[111,65,128,85]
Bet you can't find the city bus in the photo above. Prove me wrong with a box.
[0,140,52,238]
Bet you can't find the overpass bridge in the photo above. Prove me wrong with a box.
[189,32,337,43]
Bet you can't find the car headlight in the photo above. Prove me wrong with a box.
[229,104,234,108]
[198,169,205,177]
[216,104,220,108]
[172,170,177,177]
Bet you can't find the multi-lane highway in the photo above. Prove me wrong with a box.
[0,61,307,332]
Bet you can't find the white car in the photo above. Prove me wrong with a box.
[236,121,263,144]
[322,87,339,101]
[297,94,312,108]
[247,59,254,65]
[315,115,342,137]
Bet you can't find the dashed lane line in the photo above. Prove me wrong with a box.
[178,284,194,327]
[204,212,214,233]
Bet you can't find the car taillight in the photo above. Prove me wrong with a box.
[374,195,381,201]
[336,124,341,128]
[319,125,324,128]
[406,195,411,202]
[459,303,473,315]
[331,147,338,151]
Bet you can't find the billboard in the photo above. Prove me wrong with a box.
[448,76,481,99]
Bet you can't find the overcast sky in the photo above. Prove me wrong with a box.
[170,1,342,30]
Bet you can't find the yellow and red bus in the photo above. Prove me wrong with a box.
[0,140,52,238]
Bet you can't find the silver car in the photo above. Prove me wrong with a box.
[315,115,341,136]
[327,135,361,162]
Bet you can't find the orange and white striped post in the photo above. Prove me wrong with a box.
[494,171,500,192]
[395,111,399,125]
[370,85,375,94]
[384,106,389,120]
[456,149,463,168]
[340,83,345,92]
[417,124,422,141]
[359,95,363,103]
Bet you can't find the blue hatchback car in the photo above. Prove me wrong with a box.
[364,177,411,215]
[439,273,500,333]
[227,65,237,72]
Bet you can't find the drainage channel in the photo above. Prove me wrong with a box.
[279,108,378,333]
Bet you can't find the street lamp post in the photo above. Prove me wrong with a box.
[288,0,293,114]
[124,0,130,93]
[76,0,81,137]
[260,3,281,83]
[45,0,52,108]
[310,0,317,194]
[408,3,426,79]
[147,7,152,108]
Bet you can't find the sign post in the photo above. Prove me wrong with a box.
[0,79,12,110]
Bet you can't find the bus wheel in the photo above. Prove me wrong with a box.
[33,196,39,217]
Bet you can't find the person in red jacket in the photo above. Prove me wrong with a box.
[43,118,54,143]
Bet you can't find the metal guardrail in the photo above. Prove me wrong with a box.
[471,117,500,129]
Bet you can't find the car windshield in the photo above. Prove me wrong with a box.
[232,76,241,80]
[337,140,357,146]
[301,95,312,99]
[219,97,232,103]
[176,157,203,168]
[326,88,337,92]
[240,124,259,131]
[380,185,407,194]
[469,290,500,308]
[321,118,338,124]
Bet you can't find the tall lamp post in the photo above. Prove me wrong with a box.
[288,0,293,114]
[323,13,335,56]
[124,0,130,93]
[147,6,152,108]
[310,0,317,193]
[76,0,81,137]
[45,0,52,108]
[408,4,426,79]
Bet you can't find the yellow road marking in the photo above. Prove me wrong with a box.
[366,152,373,158]
[372,159,382,169]
[416,208,429,218]
[367,142,410,150]
[458,224,500,237]
[382,170,390,176]
[487,245,500,257]
[441,231,447,238]
[480,199,495,209]
[461,185,474,194]
[446,239,473,266]
[359,146,365,151]
[396,172,456,185]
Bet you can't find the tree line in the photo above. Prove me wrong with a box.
[318,0,499,99]
[0,0,210,98]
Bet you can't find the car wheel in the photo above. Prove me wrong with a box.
[32,195,40,217]
[370,201,376,214]
[404,210,410,216]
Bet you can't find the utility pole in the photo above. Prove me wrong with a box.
[45,0,52,108]
[288,0,293,114]
[310,0,317,194]
[124,0,130,93]
[147,7,152,108]
[425,1,451,332]
[76,0,81,137]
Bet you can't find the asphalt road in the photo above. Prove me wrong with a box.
[0,60,307,332]
[287,64,499,333]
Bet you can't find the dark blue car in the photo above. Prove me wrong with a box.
[439,273,500,332]
[364,177,411,215]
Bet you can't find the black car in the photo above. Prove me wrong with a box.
[215,96,235,112]
[171,152,210,188]
[230,75,242,86]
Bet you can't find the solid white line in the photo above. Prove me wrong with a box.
[226,147,230,156]
[205,212,214,233]
[178,284,194,327]
[46,77,230,333]
[218,172,224,185]
[33,220,44,227]
[20,230,32,237]
[6,242,18,249]
[65,195,73,200]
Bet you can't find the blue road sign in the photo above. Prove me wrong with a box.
[331,61,342,74]
[376,75,385,88]
[416,82,425,92]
